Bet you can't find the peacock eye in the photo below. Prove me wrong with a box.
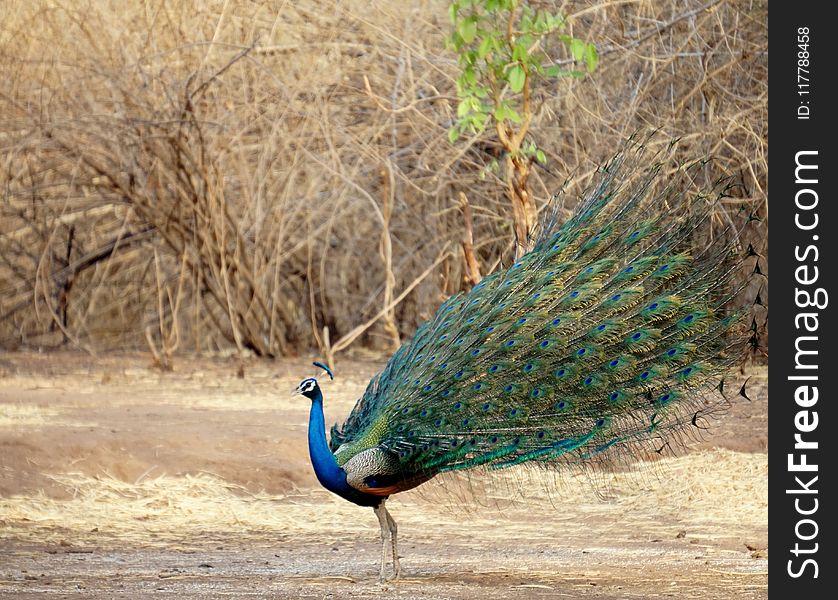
[298,379,317,394]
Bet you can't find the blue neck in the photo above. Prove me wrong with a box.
[306,388,382,507]
[307,390,355,498]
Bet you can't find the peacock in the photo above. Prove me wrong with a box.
[295,137,760,582]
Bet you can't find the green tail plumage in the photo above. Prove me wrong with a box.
[329,137,758,481]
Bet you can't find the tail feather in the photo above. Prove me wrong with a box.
[331,136,760,477]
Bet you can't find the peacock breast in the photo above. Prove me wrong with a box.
[341,446,429,497]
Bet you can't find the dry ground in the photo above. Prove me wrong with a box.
[0,352,767,599]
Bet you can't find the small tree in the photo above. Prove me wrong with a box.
[448,0,598,259]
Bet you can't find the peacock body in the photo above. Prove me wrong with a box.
[296,139,759,581]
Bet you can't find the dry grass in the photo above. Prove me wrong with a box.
[0,353,767,597]
[0,404,61,427]
[0,450,766,550]
[0,0,767,358]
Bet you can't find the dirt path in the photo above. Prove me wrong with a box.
[0,353,767,598]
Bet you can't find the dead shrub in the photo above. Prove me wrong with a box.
[0,0,767,358]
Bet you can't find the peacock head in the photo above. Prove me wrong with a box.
[295,378,321,400]
[295,361,334,400]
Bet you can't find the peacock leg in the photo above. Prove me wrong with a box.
[373,503,390,582]
[383,505,401,579]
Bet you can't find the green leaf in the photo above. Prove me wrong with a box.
[448,127,460,143]
[478,36,493,58]
[449,3,459,25]
[585,43,599,72]
[532,11,546,33]
[494,103,521,124]
[536,149,546,164]
[520,13,532,32]
[508,64,526,92]
[449,31,463,51]
[569,38,586,62]
[463,66,476,86]
[459,18,477,44]
[457,100,471,118]
[512,41,529,62]
[547,13,565,30]
[544,65,561,78]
